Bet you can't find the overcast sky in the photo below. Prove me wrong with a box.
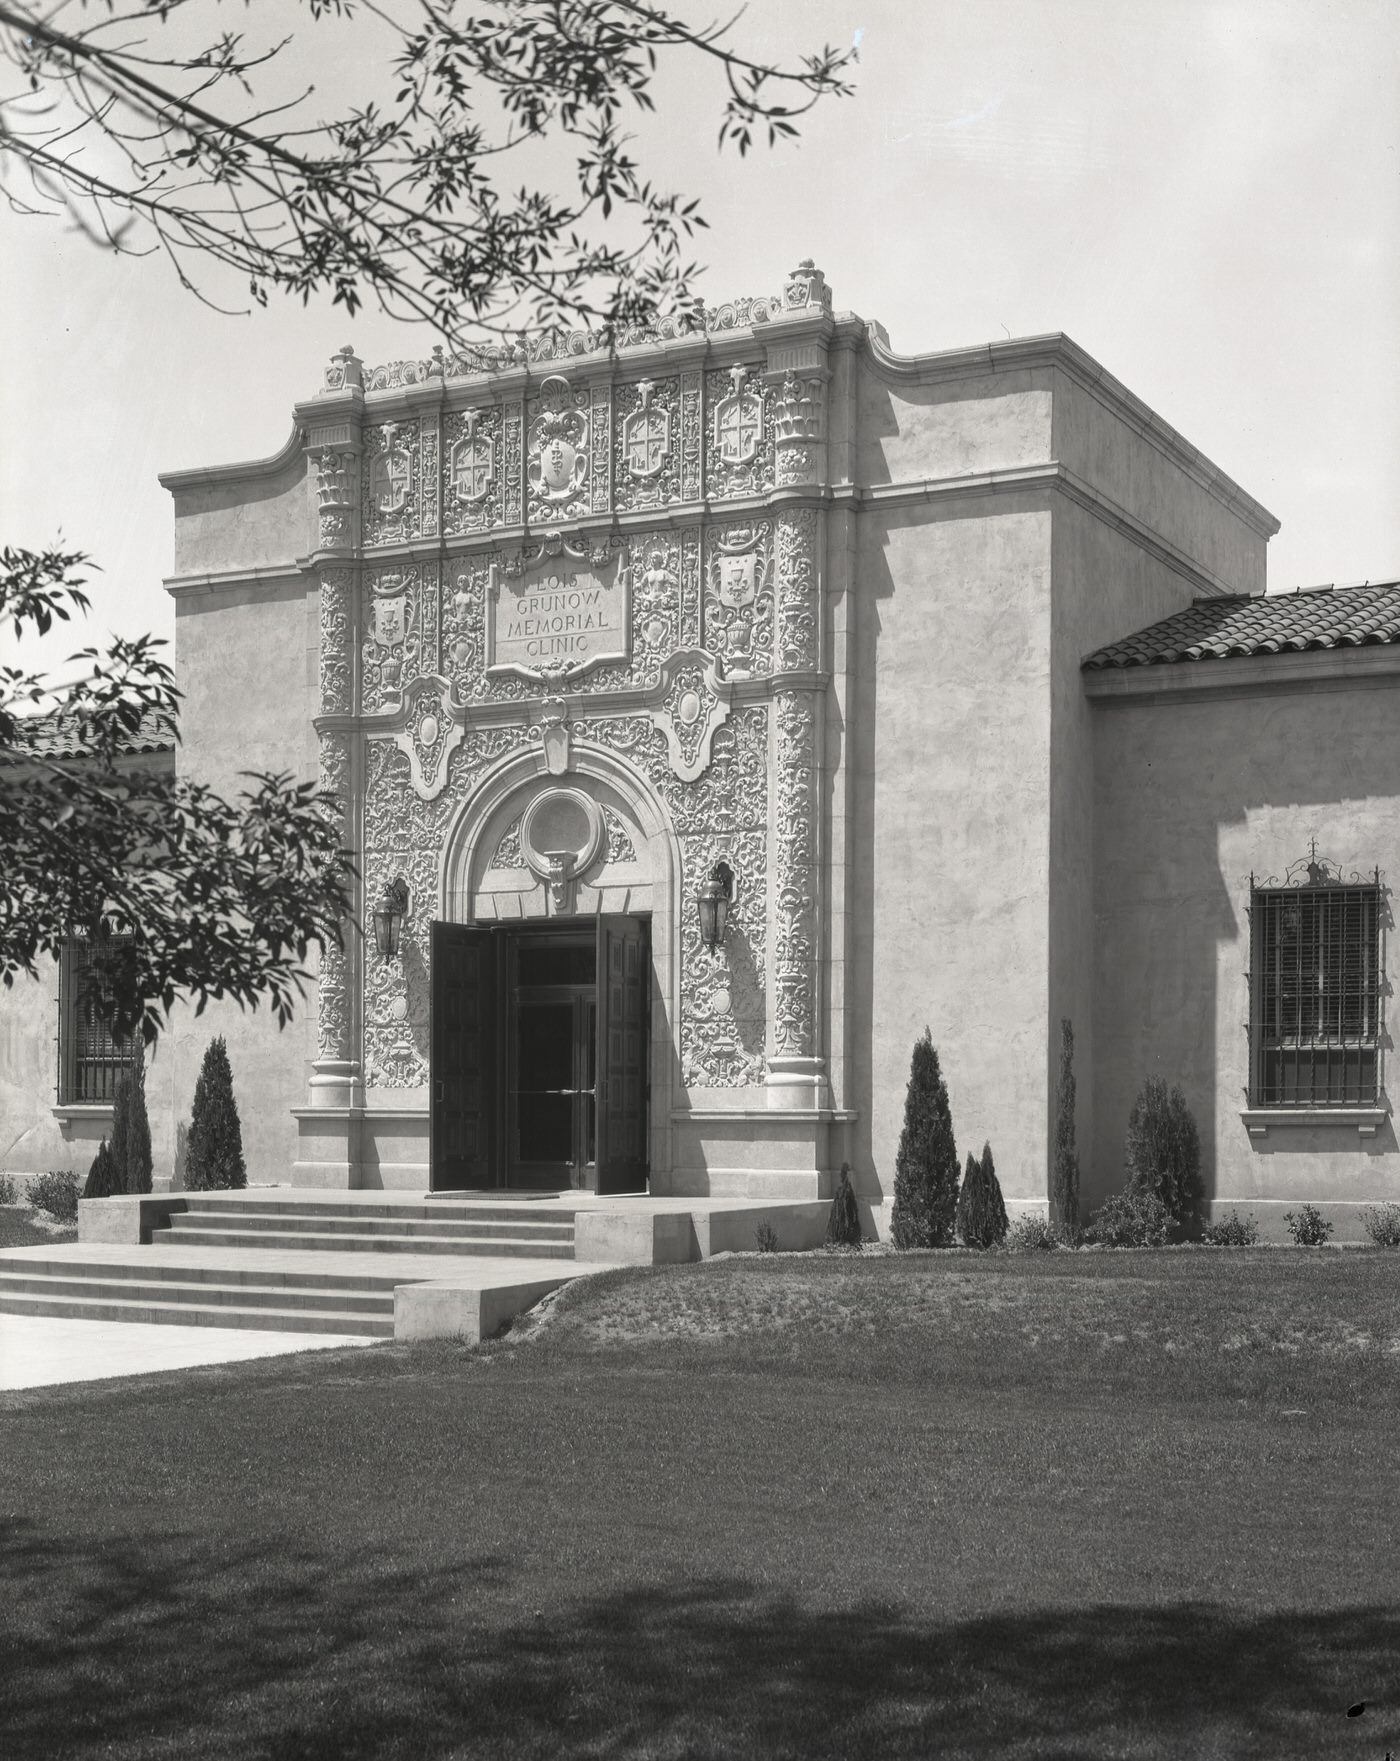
[2,0,1396,681]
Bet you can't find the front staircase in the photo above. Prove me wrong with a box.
[0,1194,581,1338]
[153,1195,578,1259]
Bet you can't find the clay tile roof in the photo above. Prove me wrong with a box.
[11,705,178,759]
[1083,580,1400,670]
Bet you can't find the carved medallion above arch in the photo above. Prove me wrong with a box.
[444,746,674,930]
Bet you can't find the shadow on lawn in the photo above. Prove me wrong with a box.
[3,1523,1395,1760]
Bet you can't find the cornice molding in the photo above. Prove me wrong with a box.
[1084,642,1400,705]
[158,423,305,493]
[164,563,310,600]
[168,458,1238,608]
[856,461,1237,600]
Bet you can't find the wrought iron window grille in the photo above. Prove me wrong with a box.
[1245,844,1387,1109]
[57,933,137,1106]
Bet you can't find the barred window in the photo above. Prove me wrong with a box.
[57,937,136,1105]
[1247,874,1382,1107]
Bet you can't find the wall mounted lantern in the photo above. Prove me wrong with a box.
[697,861,735,952]
[372,876,410,959]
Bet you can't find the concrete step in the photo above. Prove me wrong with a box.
[164,1211,575,1243]
[0,1271,393,1317]
[0,1290,392,1337]
[0,1256,407,1292]
[151,1226,576,1258]
[173,1198,578,1224]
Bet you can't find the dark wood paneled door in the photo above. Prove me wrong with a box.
[430,917,650,1192]
[595,915,650,1194]
[429,923,497,1190]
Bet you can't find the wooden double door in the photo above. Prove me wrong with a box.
[430,915,649,1193]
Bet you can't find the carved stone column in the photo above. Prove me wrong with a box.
[310,567,360,1109]
[767,508,827,1108]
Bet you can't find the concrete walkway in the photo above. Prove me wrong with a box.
[0,1312,375,1392]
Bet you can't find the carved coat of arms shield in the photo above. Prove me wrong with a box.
[371,595,408,648]
[452,433,493,503]
[370,445,410,515]
[716,550,758,608]
[623,404,670,478]
[714,380,764,466]
[528,378,589,506]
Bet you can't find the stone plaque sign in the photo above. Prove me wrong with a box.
[486,545,631,683]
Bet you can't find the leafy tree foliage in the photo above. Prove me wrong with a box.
[825,1160,863,1248]
[0,0,854,342]
[1050,1018,1080,1240]
[891,1030,959,1248]
[1,552,354,1042]
[956,1140,1008,1250]
[185,1036,245,1191]
[1124,1077,1202,1228]
[82,1137,119,1200]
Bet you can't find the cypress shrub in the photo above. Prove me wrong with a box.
[825,1161,863,1248]
[125,1047,153,1194]
[957,1140,1009,1249]
[1050,1018,1080,1241]
[109,1046,153,1194]
[1124,1077,1202,1228]
[185,1037,246,1191]
[83,1138,120,1200]
[109,1069,131,1195]
[890,1030,959,1248]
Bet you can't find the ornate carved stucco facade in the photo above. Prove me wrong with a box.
[284,262,844,1196]
[99,258,1400,1236]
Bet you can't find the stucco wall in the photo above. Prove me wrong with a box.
[1051,369,1271,596]
[852,498,1053,1208]
[1091,677,1400,1218]
[168,575,320,1184]
[1047,498,1268,1198]
[857,365,1054,488]
[166,439,312,578]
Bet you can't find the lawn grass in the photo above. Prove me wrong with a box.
[2,1249,1397,1759]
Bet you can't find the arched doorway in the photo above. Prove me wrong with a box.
[431,748,678,1194]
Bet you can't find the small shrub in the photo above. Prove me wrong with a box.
[83,1139,121,1200]
[891,1030,960,1248]
[1201,1209,1261,1246]
[0,1172,18,1206]
[110,1048,153,1195]
[185,1036,246,1191]
[1125,1077,1203,1228]
[956,1141,1009,1249]
[825,1162,863,1248]
[1361,1203,1400,1248]
[1051,1019,1080,1238]
[755,1221,780,1254]
[1085,1186,1172,1248]
[1284,1204,1333,1247]
[29,1170,79,1225]
[1005,1214,1061,1252]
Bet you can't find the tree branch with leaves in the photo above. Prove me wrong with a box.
[0,0,855,342]
[1,546,354,1043]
